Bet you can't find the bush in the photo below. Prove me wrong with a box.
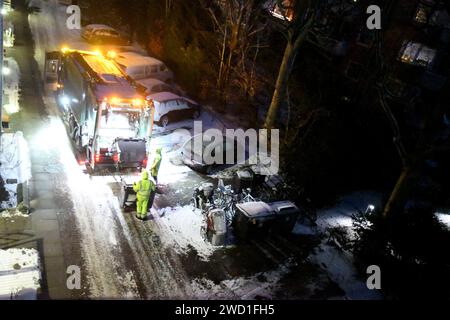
[352,205,450,299]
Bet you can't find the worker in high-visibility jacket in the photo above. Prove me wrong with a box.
[151,147,162,182]
[133,170,156,220]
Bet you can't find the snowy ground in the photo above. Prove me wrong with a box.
[0,248,41,300]
[191,260,294,300]
[28,0,85,73]
[294,191,384,300]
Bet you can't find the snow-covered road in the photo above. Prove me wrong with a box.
[26,0,197,298]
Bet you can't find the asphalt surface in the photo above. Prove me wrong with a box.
[1,0,335,300]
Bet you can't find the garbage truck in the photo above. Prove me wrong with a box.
[45,48,154,171]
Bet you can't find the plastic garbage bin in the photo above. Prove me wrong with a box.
[234,201,300,239]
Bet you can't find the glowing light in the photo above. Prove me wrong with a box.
[110,97,120,105]
[2,67,11,75]
[365,204,376,215]
[106,50,117,59]
[61,95,70,106]
[61,46,69,54]
[1,8,7,15]
[132,99,143,107]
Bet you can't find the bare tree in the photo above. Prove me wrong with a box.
[165,0,174,17]
[203,0,267,104]
[264,0,318,129]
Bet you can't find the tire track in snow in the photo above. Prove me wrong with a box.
[120,212,192,299]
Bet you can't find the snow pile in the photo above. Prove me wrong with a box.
[435,212,450,230]
[156,206,217,261]
[191,261,293,299]
[3,57,20,114]
[0,132,32,208]
[0,209,29,219]
[0,248,41,300]
[3,20,15,48]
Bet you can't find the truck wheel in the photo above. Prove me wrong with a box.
[161,115,169,127]
[86,149,95,173]
[77,134,83,150]
[69,117,77,140]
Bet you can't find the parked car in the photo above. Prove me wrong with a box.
[81,24,129,46]
[180,133,250,174]
[137,78,179,96]
[147,92,200,127]
[114,52,174,83]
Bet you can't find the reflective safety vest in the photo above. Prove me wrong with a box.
[134,179,155,199]
[151,153,162,177]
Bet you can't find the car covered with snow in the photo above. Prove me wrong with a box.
[147,92,200,127]
[180,132,250,174]
[137,78,179,96]
[81,24,129,46]
[114,52,174,83]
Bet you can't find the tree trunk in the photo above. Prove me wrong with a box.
[383,166,410,217]
[264,22,311,129]
[264,40,295,129]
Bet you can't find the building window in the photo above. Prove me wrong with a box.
[269,0,295,22]
[413,1,450,27]
[413,3,433,25]
[398,41,437,68]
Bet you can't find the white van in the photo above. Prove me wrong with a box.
[148,92,200,127]
[114,52,174,83]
